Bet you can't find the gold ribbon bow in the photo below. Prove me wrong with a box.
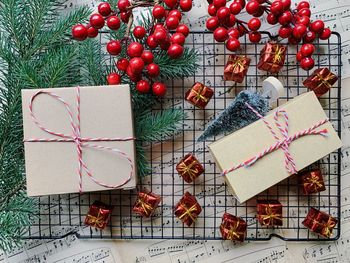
[135,195,154,216]
[315,72,336,89]
[304,173,323,192]
[192,84,209,104]
[226,221,244,240]
[272,45,285,64]
[261,204,282,225]
[321,218,337,238]
[177,160,199,181]
[85,210,107,229]
[228,56,247,78]
[178,203,198,222]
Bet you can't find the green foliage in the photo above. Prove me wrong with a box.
[0,0,90,252]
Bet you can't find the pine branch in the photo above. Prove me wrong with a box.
[136,142,151,177]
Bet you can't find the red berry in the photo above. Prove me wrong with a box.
[107,40,121,55]
[213,0,226,8]
[246,1,260,15]
[118,0,130,12]
[288,36,300,45]
[171,32,186,45]
[300,43,315,57]
[152,82,167,97]
[133,26,146,39]
[256,0,265,3]
[152,5,166,19]
[72,24,88,41]
[270,0,284,15]
[226,38,240,51]
[141,51,154,64]
[126,67,141,82]
[116,58,129,71]
[107,73,121,85]
[267,13,278,25]
[229,2,242,15]
[319,28,331,40]
[90,14,105,29]
[164,0,178,8]
[293,24,307,38]
[160,39,171,51]
[298,8,311,17]
[129,57,145,73]
[303,30,316,43]
[296,52,304,62]
[136,80,151,93]
[214,27,228,42]
[217,7,230,21]
[153,28,168,44]
[279,26,292,38]
[248,18,261,31]
[166,16,180,30]
[107,16,121,30]
[120,12,131,23]
[206,17,219,31]
[233,0,245,8]
[176,24,190,37]
[248,31,261,43]
[310,20,325,33]
[87,27,99,38]
[297,1,310,11]
[224,14,236,27]
[281,0,291,10]
[98,2,112,16]
[147,63,160,77]
[127,42,144,57]
[228,28,240,39]
[278,11,292,26]
[169,10,182,20]
[147,35,158,49]
[208,4,217,16]
[300,57,315,70]
[180,0,192,11]
[296,15,310,26]
[252,7,264,17]
[168,44,184,58]
[237,24,247,36]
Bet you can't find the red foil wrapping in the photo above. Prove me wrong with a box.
[174,192,202,226]
[223,55,251,83]
[303,68,338,97]
[220,212,247,242]
[185,82,214,109]
[299,169,326,195]
[176,153,204,183]
[302,207,338,238]
[257,200,283,226]
[257,42,287,73]
[84,201,113,230]
[133,191,161,218]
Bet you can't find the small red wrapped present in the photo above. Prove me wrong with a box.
[257,42,287,73]
[257,200,283,226]
[176,153,204,183]
[185,82,214,109]
[220,212,247,242]
[302,207,338,238]
[223,55,251,83]
[84,201,113,230]
[174,192,202,226]
[303,68,338,97]
[132,191,161,218]
[299,169,326,195]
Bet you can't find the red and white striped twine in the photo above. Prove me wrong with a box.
[221,102,329,177]
[24,87,135,193]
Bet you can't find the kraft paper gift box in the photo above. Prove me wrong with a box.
[208,92,342,203]
[22,85,137,196]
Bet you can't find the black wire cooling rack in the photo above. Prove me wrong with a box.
[24,31,342,242]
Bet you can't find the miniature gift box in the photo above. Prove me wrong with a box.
[174,192,202,226]
[257,200,283,226]
[185,82,214,109]
[209,92,342,203]
[132,191,161,217]
[176,153,204,183]
[85,201,113,230]
[303,68,338,97]
[257,42,287,74]
[223,55,251,83]
[22,85,137,196]
[220,212,247,242]
[302,207,338,238]
[299,169,326,195]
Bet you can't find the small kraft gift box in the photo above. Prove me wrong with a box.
[208,91,342,203]
[22,85,137,196]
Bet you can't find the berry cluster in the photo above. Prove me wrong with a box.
[72,0,192,96]
[206,0,332,71]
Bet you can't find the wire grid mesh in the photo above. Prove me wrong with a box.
[24,31,341,242]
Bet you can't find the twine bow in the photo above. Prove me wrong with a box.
[177,160,199,181]
[272,45,285,64]
[23,87,135,193]
[261,204,282,225]
[315,72,336,89]
[222,102,329,177]
[192,84,209,104]
[178,203,198,223]
[85,210,107,228]
[135,195,154,217]
[226,221,243,240]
